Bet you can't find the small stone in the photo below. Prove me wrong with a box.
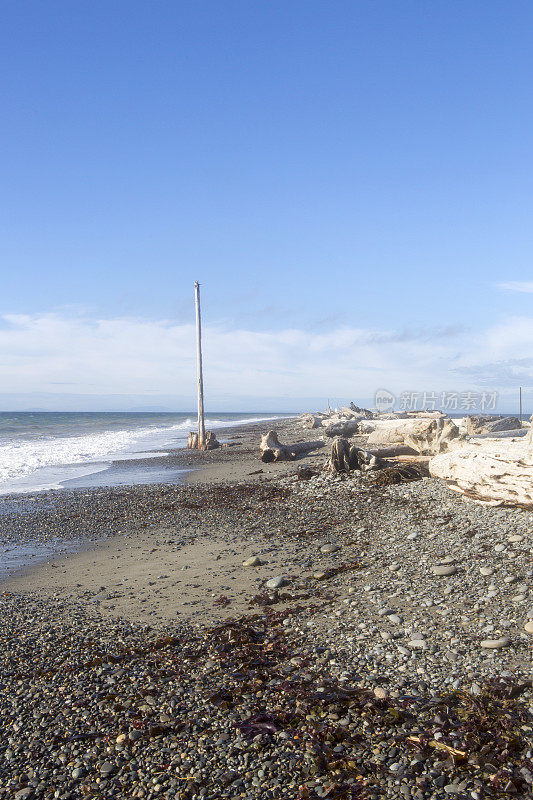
[387,614,403,625]
[525,621,533,634]
[479,566,494,576]
[116,734,127,744]
[504,575,518,584]
[243,556,263,567]
[313,571,328,580]
[265,576,288,589]
[508,535,524,542]
[408,639,427,649]
[100,762,114,776]
[432,565,457,577]
[129,730,144,741]
[72,767,84,778]
[480,637,510,649]
[320,544,340,554]
[444,785,461,794]
[388,562,400,571]
[373,686,388,700]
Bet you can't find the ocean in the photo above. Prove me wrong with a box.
[0,411,283,495]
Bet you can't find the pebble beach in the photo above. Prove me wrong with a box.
[0,418,532,800]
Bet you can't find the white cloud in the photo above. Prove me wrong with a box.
[496,281,533,293]
[0,312,531,405]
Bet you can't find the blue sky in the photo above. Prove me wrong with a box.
[1,1,532,411]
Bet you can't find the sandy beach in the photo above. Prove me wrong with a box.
[0,416,532,800]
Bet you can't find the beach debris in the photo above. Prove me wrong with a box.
[404,417,460,456]
[429,418,533,509]
[326,438,387,473]
[187,430,220,450]
[370,463,429,485]
[260,430,323,463]
[298,412,323,429]
[324,420,361,438]
[466,414,522,435]
[260,430,297,462]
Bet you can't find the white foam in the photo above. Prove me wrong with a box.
[0,415,283,495]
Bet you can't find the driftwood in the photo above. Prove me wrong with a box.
[187,431,220,451]
[260,431,325,462]
[298,412,322,429]
[366,419,425,446]
[429,427,533,508]
[260,430,297,462]
[469,428,527,440]
[466,415,521,435]
[404,418,460,456]
[327,438,387,473]
[324,420,361,438]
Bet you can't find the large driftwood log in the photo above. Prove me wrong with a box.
[471,428,527,440]
[324,420,361,438]
[404,418,460,456]
[260,432,325,462]
[429,427,533,508]
[260,430,297,462]
[299,413,322,429]
[326,438,387,473]
[466,415,521,435]
[187,431,220,451]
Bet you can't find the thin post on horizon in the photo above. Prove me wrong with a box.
[194,281,206,447]
[520,386,522,424]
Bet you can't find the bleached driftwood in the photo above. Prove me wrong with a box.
[366,419,431,447]
[429,426,533,508]
[471,428,527,440]
[404,418,460,456]
[299,413,322,429]
[187,431,220,451]
[260,430,296,462]
[324,420,361,438]
[465,415,521,435]
[326,438,387,473]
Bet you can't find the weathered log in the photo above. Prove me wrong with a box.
[470,428,527,440]
[326,438,387,473]
[404,418,460,456]
[260,430,297,462]
[324,420,361,438]
[203,431,220,450]
[466,415,521,435]
[298,413,322,429]
[366,419,428,447]
[429,428,533,508]
[367,445,418,458]
[187,430,220,450]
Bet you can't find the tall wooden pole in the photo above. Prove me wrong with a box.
[519,386,523,425]
[194,281,206,447]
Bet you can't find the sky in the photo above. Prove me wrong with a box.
[1,0,532,412]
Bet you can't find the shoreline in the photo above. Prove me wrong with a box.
[1,415,532,798]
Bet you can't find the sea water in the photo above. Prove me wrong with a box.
[0,411,282,495]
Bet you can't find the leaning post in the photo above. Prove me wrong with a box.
[194,281,206,448]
